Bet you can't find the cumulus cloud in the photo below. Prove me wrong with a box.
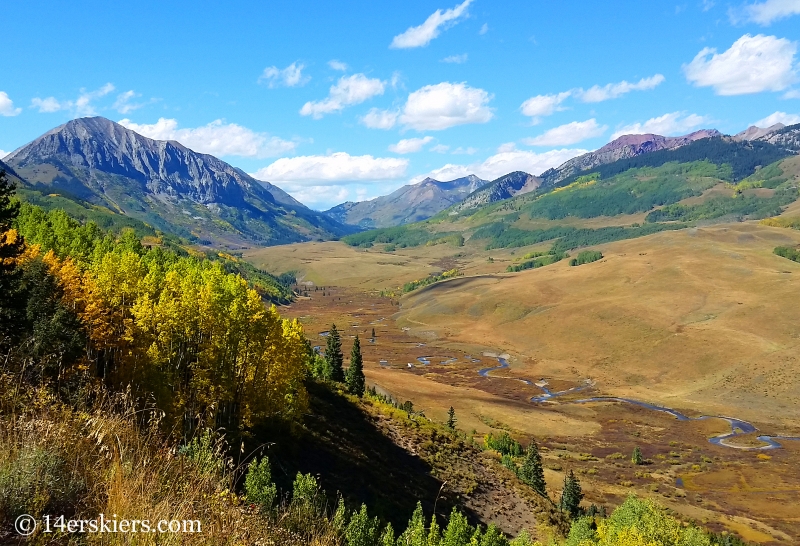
[754,111,800,126]
[400,82,493,131]
[520,91,572,124]
[430,144,450,153]
[575,74,665,103]
[479,23,489,35]
[252,152,408,184]
[442,53,468,64]
[118,118,298,158]
[328,60,348,71]
[112,90,147,114]
[259,62,309,88]
[610,112,711,139]
[300,74,385,118]
[0,92,21,117]
[359,108,399,129]
[784,89,800,98]
[684,34,798,95]
[390,0,473,49]
[388,136,434,154]
[31,83,116,116]
[733,0,800,25]
[0,149,10,159]
[523,119,607,147]
[410,147,587,183]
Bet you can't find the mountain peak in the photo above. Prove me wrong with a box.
[6,116,349,246]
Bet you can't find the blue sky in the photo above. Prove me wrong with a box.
[2,0,799,209]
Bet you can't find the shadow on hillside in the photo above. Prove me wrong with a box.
[246,381,478,529]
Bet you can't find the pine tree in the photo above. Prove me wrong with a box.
[560,470,584,518]
[446,406,457,430]
[519,439,547,498]
[632,446,643,465]
[371,327,376,338]
[345,335,365,396]
[326,323,344,382]
[0,170,25,343]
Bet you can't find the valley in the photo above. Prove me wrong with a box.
[247,218,800,544]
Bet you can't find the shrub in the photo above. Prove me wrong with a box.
[244,456,277,512]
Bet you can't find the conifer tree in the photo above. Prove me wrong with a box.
[446,406,457,430]
[326,323,344,382]
[397,501,426,546]
[560,470,584,518]
[371,327,376,338]
[519,439,547,498]
[441,507,473,546]
[345,335,365,396]
[0,171,25,342]
[379,523,395,546]
[632,446,643,465]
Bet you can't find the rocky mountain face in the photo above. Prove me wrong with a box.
[733,123,785,142]
[538,129,723,188]
[450,171,541,213]
[5,117,349,246]
[324,174,488,228]
[752,123,800,152]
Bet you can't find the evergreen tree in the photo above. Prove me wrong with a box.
[371,327,376,338]
[0,171,25,343]
[345,335,365,396]
[446,406,457,430]
[519,439,547,498]
[632,446,643,465]
[379,523,395,546]
[427,514,442,546]
[441,507,473,546]
[397,501,426,546]
[560,470,584,518]
[481,524,510,546]
[326,323,344,382]
[345,504,379,546]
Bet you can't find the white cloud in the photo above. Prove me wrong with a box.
[754,111,800,126]
[118,118,297,158]
[442,53,468,64]
[31,83,115,116]
[610,111,711,139]
[390,0,473,49]
[359,108,399,129]
[328,60,348,71]
[430,144,450,153]
[734,0,800,25]
[523,119,607,147]
[411,148,587,183]
[0,92,21,117]
[0,149,10,159]
[703,0,716,11]
[684,34,798,95]
[575,74,665,103]
[252,152,408,184]
[400,82,493,131]
[784,89,800,98]
[30,97,62,113]
[519,91,572,124]
[452,146,478,154]
[112,90,146,114]
[259,62,309,88]
[388,136,434,154]
[300,74,385,118]
[479,23,489,35]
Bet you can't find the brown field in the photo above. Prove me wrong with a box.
[248,221,800,543]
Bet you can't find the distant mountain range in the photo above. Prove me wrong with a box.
[4,117,799,246]
[323,174,488,228]
[4,117,350,247]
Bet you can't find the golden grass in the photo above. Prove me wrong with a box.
[0,379,338,545]
[395,223,800,426]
